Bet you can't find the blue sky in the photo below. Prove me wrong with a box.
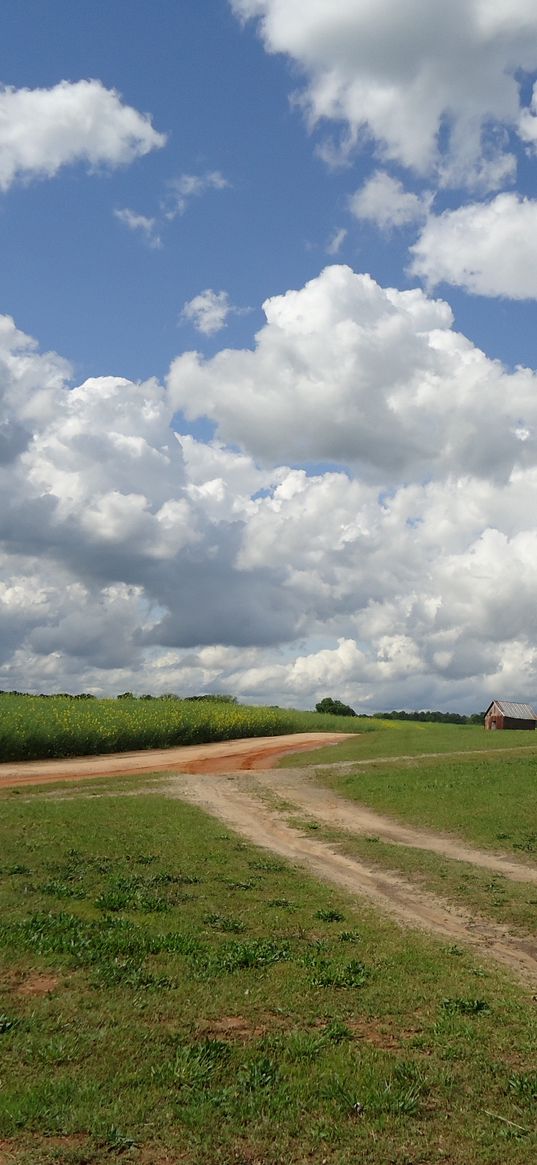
[2,1,537,710]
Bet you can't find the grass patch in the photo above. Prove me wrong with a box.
[282,719,537,766]
[1,785,537,1163]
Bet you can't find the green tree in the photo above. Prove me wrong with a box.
[315,697,356,718]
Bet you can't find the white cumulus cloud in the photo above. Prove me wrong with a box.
[181,289,233,335]
[168,264,537,483]
[410,193,537,298]
[350,171,432,230]
[0,79,166,190]
[231,0,537,188]
[4,276,537,710]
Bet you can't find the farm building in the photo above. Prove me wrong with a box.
[484,700,537,731]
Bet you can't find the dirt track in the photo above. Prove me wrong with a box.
[0,733,352,789]
[249,768,537,884]
[5,734,537,984]
[168,770,537,985]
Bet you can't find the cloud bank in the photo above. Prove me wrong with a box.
[3,265,537,710]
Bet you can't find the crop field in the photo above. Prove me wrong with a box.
[0,695,371,763]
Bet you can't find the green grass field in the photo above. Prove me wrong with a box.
[0,694,371,763]
[1,781,537,1164]
[283,718,537,764]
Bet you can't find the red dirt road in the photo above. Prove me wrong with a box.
[0,732,353,790]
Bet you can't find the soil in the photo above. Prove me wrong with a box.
[16,973,60,997]
[0,733,353,790]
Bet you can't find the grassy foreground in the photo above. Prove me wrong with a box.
[1,783,537,1164]
[0,695,371,763]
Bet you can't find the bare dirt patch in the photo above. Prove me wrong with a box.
[16,972,60,997]
[0,1135,88,1164]
[196,1015,273,1041]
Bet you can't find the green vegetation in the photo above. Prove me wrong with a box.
[315,697,357,717]
[311,742,537,860]
[283,718,537,766]
[1,783,537,1163]
[0,693,371,763]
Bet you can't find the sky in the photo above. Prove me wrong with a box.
[2,1,537,713]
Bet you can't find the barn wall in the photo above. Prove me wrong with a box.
[503,717,536,731]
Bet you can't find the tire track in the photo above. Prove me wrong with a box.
[167,772,537,987]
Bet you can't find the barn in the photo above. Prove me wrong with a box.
[484,700,537,731]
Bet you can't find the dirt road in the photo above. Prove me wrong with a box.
[0,733,352,790]
[169,770,537,985]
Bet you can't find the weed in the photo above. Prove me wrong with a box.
[248,858,286,872]
[338,930,360,943]
[216,939,290,973]
[39,880,87,900]
[267,898,295,910]
[104,1127,138,1152]
[508,1071,537,1099]
[150,870,200,886]
[316,909,345,923]
[95,888,131,912]
[311,959,369,989]
[324,1020,353,1043]
[284,1031,325,1060]
[163,1040,231,1091]
[203,913,246,934]
[237,1056,278,1092]
[513,833,537,853]
[323,1074,364,1116]
[442,998,491,1015]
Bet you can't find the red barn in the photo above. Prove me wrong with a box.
[484,700,537,731]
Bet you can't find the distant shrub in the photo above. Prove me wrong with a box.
[315,697,356,718]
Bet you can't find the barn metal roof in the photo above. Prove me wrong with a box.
[491,700,537,720]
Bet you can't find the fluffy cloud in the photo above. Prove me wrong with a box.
[3,272,537,711]
[168,264,537,483]
[0,80,166,190]
[350,171,432,230]
[410,193,537,298]
[231,0,537,188]
[181,290,233,335]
